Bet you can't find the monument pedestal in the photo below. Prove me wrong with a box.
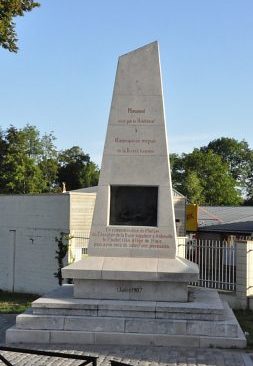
[6,285,246,348]
[62,256,199,302]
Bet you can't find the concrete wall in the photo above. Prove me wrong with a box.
[0,194,70,294]
[68,192,96,262]
[0,190,186,295]
[235,240,253,309]
[69,192,96,236]
[173,196,186,237]
[217,240,253,309]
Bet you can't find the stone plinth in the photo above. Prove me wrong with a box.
[62,256,198,302]
[6,285,246,348]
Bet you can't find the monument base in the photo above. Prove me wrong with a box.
[62,256,199,302]
[6,285,246,348]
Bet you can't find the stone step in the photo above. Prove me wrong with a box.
[16,313,238,338]
[33,306,224,320]
[31,285,225,321]
[6,327,246,348]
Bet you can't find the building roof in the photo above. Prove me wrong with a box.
[71,186,186,198]
[71,186,98,193]
[198,206,253,234]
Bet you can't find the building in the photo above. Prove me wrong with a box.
[0,191,95,294]
[197,206,253,241]
[0,187,186,294]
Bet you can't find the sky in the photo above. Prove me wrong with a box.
[0,0,252,166]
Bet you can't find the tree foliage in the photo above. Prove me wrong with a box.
[0,0,40,52]
[0,124,99,193]
[170,148,242,206]
[200,137,253,200]
[0,125,57,193]
[58,146,99,191]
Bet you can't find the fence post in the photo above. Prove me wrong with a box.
[68,236,76,264]
[177,237,186,258]
[246,241,253,298]
[236,240,247,309]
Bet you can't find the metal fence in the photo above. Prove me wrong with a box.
[69,235,236,292]
[0,346,97,366]
[69,233,89,262]
[179,239,236,291]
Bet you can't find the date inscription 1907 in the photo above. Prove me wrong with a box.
[117,287,143,293]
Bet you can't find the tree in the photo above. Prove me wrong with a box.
[0,124,99,194]
[58,146,99,191]
[183,171,204,205]
[0,124,58,193]
[0,125,44,193]
[39,132,59,192]
[0,0,40,53]
[171,149,242,205]
[201,137,253,200]
[170,153,184,193]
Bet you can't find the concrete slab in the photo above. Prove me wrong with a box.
[63,256,199,282]
[73,278,188,301]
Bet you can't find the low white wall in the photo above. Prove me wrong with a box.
[0,194,69,295]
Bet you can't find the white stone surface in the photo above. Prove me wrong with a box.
[7,327,246,348]
[62,256,199,281]
[0,190,97,295]
[64,316,124,332]
[6,286,247,348]
[61,42,199,303]
[50,330,95,344]
[6,327,50,344]
[86,41,177,259]
[0,194,69,295]
[73,279,188,302]
[16,313,65,330]
[31,286,224,319]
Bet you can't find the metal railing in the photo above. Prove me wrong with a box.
[179,239,236,291]
[0,347,134,366]
[69,235,236,292]
[0,346,97,366]
[69,233,89,262]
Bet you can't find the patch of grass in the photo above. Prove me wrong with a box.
[234,309,253,348]
[0,290,39,314]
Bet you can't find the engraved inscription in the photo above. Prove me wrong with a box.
[117,118,155,125]
[114,137,156,155]
[128,108,145,114]
[91,227,173,250]
[117,287,143,293]
[109,107,157,155]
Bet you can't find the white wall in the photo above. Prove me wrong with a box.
[0,194,69,294]
[0,190,187,295]
[69,192,96,235]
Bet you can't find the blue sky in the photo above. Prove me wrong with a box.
[0,0,252,166]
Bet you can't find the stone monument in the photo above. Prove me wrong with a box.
[63,41,198,303]
[7,42,246,348]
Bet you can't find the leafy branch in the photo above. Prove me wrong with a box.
[54,232,70,286]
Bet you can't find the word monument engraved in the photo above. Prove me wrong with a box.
[88,41,177,259]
